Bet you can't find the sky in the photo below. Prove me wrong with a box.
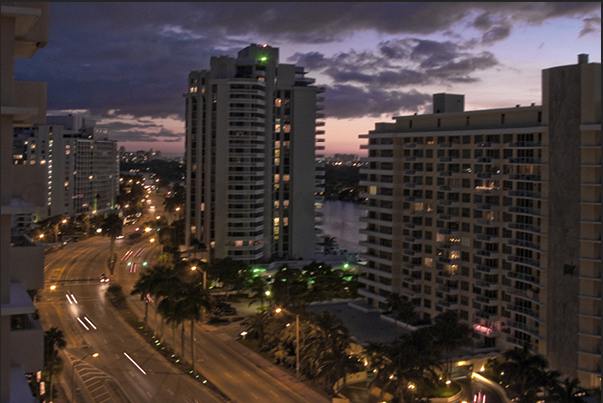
[15,2,601,157]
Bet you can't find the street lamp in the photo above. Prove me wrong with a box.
[72,352,98,402]
[191,265,206,290]
[275,307,300,378]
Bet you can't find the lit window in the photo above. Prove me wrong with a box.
[283,124,291,133]
[275,99,282,107]
[283,175,290,182]
[369,186,377,195]
[274,217,280,226]
[274,174,280,183]
[424,257,433,268]
[275,124,281,133]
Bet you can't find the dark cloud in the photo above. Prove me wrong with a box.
[13,2,599,137]
[579,14,601,37]
[323,85,432,119]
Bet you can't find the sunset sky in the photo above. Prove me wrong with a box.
[14,2,601,157]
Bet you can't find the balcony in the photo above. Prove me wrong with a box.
[506,304,543,322]
[506,222,542,235]
[436,299,459,309]
[508,157,543,165]
[475,249,499,259]
[508,190,542,199]
[438,142,460,149]
[507,173,542,182]
[475,265,500,274]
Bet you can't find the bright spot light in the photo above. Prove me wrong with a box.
[150,238,155,243]
[92,352,99,358]
[191,266,197,271]
[265,290,271,296]
[458,361,465,366]
[96,228,102,233]
[50,285,56,291]
[275,308,282,313]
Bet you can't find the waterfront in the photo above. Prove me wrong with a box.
[319,200,367,254]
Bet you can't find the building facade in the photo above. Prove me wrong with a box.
[1,3,49,402]
[13,115,119,223]
[184,44,324,262]
[358,56,600,388]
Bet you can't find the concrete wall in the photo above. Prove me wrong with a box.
[543,63,582,379]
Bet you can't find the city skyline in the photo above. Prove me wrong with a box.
[13,2,601,157]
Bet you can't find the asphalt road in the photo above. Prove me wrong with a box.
[37,198,318,403]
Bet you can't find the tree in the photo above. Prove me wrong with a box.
[386,293,417,327]
[312,311,359,390]
[497,343,549,403]
[176,281,211,372]
[44,327,66,403]
[189,237,206,259]
[551,377,586,403]
[272,265,307,308]
[248,275,270,310]
[207,258,249,291]
[101,212,123,275]
[317,235,339,254]
[369,328,441,403]
[430,311,473,382]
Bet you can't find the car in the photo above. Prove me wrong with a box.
[116,234,124,239]
[99,273,110,283]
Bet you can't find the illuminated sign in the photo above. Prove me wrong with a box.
[473,324,493,335]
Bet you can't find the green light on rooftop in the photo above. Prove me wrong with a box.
[260,56,268,62]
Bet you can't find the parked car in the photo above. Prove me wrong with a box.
[99,273,110,283]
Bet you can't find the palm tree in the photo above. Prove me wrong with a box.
[189,237,206,259]
[370,328,441,403]
[176,281,211,372]
[157,290,184,355]
[317,235,338,254]
[44,327,66,402]
[131,265,180,337]
[498,343,549,403]
[430,311,473,382]
[312,311,358,389]
[248,275,269,310]
[101,212,123,275]
[386,293,417,327]
[551,377,586,403]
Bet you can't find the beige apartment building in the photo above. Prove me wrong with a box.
[358,55,600,388]
[1,3,49,402]
[184,44,325,262]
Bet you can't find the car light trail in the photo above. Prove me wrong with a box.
[77,317,90,331]
[84,316,97,330]
[66,292,78,304]
[124,352,146,375]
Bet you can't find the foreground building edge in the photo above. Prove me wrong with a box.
[2,2,50,402]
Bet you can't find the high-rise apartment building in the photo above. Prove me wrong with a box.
[2,3,50,402]
[358,55,600,388]
[13,115,119,223]
[184,44,325,262]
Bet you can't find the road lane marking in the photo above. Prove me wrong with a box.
[167,388,174,395]
[250,393,259,399]
[242,370,250,377]
[224,372,232,378]
[269,390,279,397]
